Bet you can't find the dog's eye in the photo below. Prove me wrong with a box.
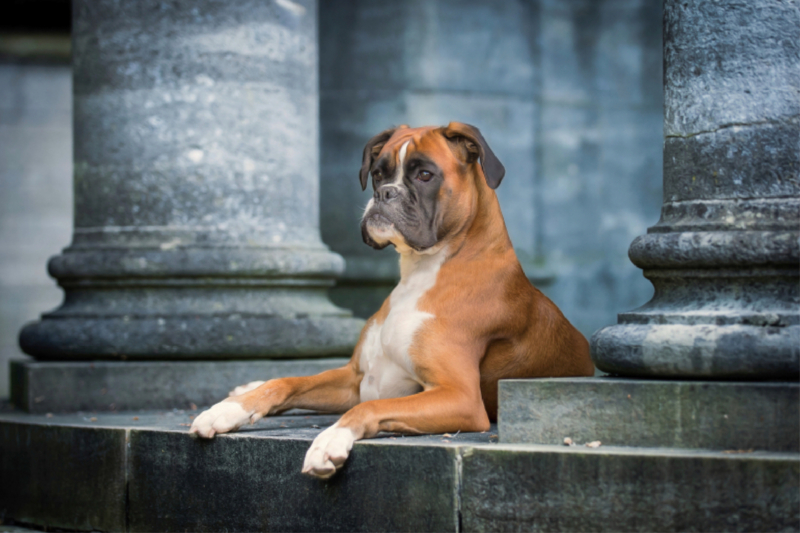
[417,170,433,182]
[372,170,383,181]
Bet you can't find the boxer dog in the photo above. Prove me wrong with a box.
[190,122,594,478]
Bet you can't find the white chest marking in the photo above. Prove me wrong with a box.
[359,247,447,402]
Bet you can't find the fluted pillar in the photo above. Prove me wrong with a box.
[19,0,363,360]
[592,0,799,378]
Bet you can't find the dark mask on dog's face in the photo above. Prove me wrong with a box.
[359,123,505,253]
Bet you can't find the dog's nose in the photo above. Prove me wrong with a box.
[374,186,399,203]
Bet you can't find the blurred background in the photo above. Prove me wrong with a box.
[0,0,663,398]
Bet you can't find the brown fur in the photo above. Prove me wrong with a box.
[229,124,592,439]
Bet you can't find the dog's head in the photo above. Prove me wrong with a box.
[359,122,505,253]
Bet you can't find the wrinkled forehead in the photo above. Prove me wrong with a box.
[377,126,449,164]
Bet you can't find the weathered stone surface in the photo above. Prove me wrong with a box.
[663,0,799,137]
[0,407,487,532]
[593,323,800,379]
[10,358,348,413]
[2,406,797,533]
[591,0,800,378]
[0,420,126,532]
[21,314,363,361]
[499,378,800,452]
[663,122,800,203]
[461,445,800,533]
[128,429,461,532]
[18,0,365,360]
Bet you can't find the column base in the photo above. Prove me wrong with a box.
[10,358,349,413]
[591,323,800,379]
[19,314,364,361]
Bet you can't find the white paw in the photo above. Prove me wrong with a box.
[229,380,266,397]
[302,423,357,479]
[189,400,256,438]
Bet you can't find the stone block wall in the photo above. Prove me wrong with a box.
[319,0,664,339]
[535,0,663,338]
[319,0,540,318]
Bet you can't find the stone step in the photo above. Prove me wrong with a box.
[9,358,347,414]
[499,378,800,452]
[1,404,797,532]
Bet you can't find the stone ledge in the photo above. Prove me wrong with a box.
[1,406,797,532]
[10,358,348,414]
[499,378,800,452]
[462,445,800,533]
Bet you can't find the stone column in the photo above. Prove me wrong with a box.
[19,0,364,360]
[591,0,799,378]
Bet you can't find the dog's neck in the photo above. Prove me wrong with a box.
[397,242,448,281]
[447,179,515,264]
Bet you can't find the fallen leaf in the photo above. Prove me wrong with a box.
[627,394,631,399]
[190,403,198,411]
[189,415,195,420]
[45,413,53,418]
[443,433,453,438]
[563,437,573,446]
[723,449,754,454]
[179,423,191,427]
[132,417,139,421]
[585,440,601,448]
[90,417,97,422]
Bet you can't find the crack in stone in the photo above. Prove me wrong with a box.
[455,448,465,533]
[666,114,800,139]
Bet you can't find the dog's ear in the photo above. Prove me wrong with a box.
[442,122,505,189]
[359,126,407,191]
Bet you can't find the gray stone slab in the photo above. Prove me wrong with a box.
[10,358,348,413]
[0,419,126,532]
[1,406,797,532]
[461,444,800,532]
[499,378,800,452]
[128,429,462,532]
[0,406,492,533]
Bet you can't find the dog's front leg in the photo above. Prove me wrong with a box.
[190,364,362,438]
[302,383,489,479]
